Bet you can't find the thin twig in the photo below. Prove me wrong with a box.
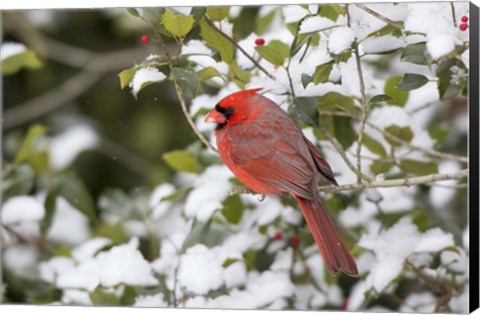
[1,224,54,255]
[318,110,469,164]
[355,4,404,30]
[204,17,275,80]
[450,2,457,27]
[285,60,296,98]
[317,125,374,182]
[347,5,369,184]
[317,169,468,193]
[157,36,218,153]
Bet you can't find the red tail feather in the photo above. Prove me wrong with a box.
[295,196,358,277]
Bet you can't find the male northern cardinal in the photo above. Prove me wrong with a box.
[205,88,358,277]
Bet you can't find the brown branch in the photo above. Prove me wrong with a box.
[318,125,374,182]
[347,5,370,184]
[355,4,404,30]
[1,224,54,255]
[204,17,275,80]
[450,2,458,27]
[317,169,468,193]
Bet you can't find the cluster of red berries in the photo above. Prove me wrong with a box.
[459,16,469,31]
[272,232,301,247]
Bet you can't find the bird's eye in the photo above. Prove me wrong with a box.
[215,105,235,118]
[225,107,235,117]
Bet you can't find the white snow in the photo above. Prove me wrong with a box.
[149,183,176,219]
[134,293,167,307]
[368,106,410,128]
[184,165,233,221]
[3,245,38,272]
[95,240,158,287]
[56,259,100,291]
[223,261,247,289]
[299,15,336,34]
[222,230,267,254]
[359,217,454,292]
[178,244,224,295]
[72,237,112,262]
[1,196,45,224]
[282,5,309,24]
[57,239,157,291]
[328,27,355,54]
[1,42,26,61]
[130,67,167,96]
[49,125,99,170]
[400,292,436,313]
[172,7,192,16]
[39,257,75,283]
[181,40,213,56]
[428,160,461,209]
[47,197,91,246]
[61,289,92,306]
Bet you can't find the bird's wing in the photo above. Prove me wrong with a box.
[227,122,315,199]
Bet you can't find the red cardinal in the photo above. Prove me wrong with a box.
[205,88,358,277]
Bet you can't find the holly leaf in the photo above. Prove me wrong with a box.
[384,75,409,106]
[312,61,334,85]
[162,150,198,173]
[206,6,230,21]
[200,20,235,64]
[161,9,195,38]
[171,68,200,99]
[398,73,429,91]
[401,42,429,65]
[221,195,244,224]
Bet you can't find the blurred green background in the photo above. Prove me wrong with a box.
[2,9,197,196]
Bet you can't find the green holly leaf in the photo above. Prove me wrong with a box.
[398,73,429,91]
[162,9,195,38]
[400,159,438,176]
[200,20,235,64]
[162,150,199,173]
[312,61,334,84]
[2,49,43,75]
[384,75,409,107]
[206,6,230,21]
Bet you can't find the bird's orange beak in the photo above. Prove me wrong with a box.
[204,109,226,124]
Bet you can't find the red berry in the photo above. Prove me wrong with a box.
[289,235,300,247]
[141,35,150,44]
[461,16,468,23]
[459,23,468,31]
[255,38,265,46]
[273,232,283,240]
[342,298,349,309]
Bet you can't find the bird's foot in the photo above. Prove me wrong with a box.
[229,186,257,196]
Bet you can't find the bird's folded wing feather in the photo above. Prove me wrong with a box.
[228,124,315,199]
